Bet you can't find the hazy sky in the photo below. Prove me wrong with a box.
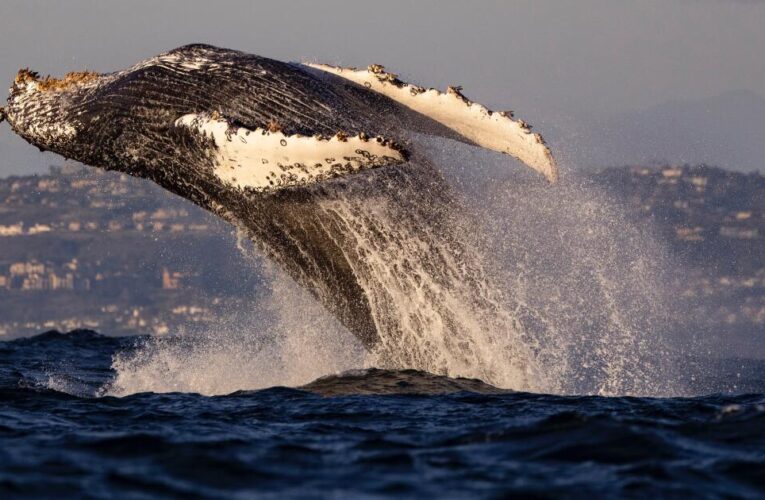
[1,0,763,176]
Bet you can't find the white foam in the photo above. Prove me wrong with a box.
[106,268,365,397]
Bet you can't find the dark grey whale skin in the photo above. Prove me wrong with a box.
[3,44,466,350]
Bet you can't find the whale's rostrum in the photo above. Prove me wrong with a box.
[2,44,556,385]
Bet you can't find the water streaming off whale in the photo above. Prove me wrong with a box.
[110,137,680,397]
[3,44,683,397]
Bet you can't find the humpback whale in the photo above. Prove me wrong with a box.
[2,44,556,379]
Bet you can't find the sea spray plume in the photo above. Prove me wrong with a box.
[107,268,365,397]
[461,162,681,395]
[493,179,674,395]
[412,131,693,396]
[3,44,556,389]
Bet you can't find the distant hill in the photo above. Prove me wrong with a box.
[566,90,765,173]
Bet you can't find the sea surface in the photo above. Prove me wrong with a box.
[1,330,765,498]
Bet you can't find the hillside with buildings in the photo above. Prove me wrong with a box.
[0,165,264,337]
[598,165,764,351]
[0,164,762,344]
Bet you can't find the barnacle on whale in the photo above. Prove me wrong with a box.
[15,68,100,91]
[266,119,283,133]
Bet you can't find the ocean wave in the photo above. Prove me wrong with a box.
[2,330,765,496]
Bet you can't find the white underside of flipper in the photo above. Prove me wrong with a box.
[306,63,557,182]
[175,114,408,192]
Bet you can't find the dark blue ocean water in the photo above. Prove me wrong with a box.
[1,330,765,498]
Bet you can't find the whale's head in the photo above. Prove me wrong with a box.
[2,63,221,184]
[3,69,103,156]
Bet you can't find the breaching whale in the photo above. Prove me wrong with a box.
[1,44,556,377]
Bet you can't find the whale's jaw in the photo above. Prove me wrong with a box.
[3,69,104,157]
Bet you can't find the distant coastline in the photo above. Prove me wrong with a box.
[0,163,762,343]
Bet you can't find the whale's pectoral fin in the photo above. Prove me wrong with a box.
[174,113,409,192]
[306,63,557,183]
